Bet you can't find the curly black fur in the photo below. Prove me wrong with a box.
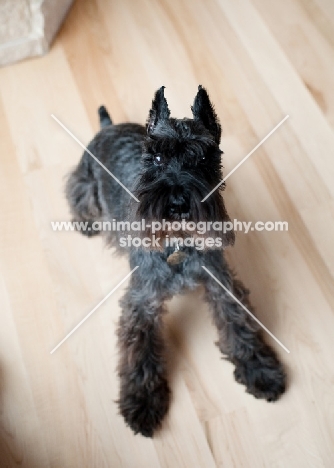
[65,86,286,437]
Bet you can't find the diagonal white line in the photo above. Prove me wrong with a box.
[50,266,139,354]
[51,114,139,202]
[201,115,289,202]
[202,266,290,354]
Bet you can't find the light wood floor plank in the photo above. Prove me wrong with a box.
[0,0,333,466]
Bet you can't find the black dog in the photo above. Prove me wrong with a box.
[66,86,286,437]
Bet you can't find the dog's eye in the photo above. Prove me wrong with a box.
[154,154,163,166]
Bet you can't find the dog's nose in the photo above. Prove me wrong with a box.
[168,195,189,218]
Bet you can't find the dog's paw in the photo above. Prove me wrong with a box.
[119,379,170,437]
[234,347,286,402]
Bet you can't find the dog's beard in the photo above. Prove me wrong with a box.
[129,176,235,251]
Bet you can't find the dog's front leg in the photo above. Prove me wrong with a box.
[117,282,170,437]
[202,252,286,402]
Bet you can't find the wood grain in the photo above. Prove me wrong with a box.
[0,0,333,466]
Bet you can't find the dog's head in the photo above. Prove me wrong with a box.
[133,86,235,248]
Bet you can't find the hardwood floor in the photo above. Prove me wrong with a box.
[0,0,333,466]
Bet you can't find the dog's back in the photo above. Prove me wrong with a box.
[65,107,146,246]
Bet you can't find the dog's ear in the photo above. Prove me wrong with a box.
[147,86,170,134]
[192,85,221,144]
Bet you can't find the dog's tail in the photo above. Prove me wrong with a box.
[98,105,113,128]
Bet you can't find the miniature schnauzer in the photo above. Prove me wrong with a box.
[66,86,286,437]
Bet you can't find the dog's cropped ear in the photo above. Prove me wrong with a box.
[147,86,170,134]
[191,85,221,144]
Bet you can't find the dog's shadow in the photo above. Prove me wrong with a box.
[163,286,215,385]
[223,182,285,334]
[225,235,282,333]
[0,364,45,468]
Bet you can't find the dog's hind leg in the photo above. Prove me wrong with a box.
[201,251,286,402]
[65,154,102,237]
